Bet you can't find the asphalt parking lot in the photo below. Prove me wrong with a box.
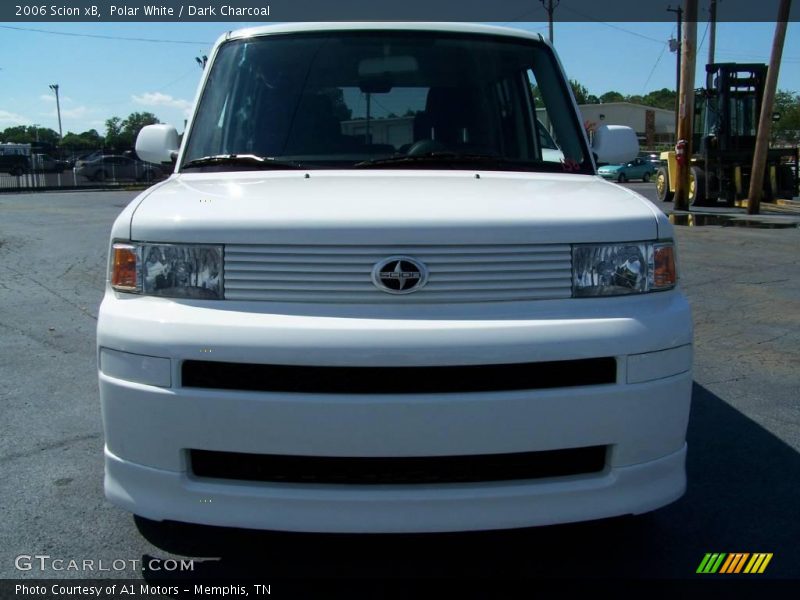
[1,184,799,585]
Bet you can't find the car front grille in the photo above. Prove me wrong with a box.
[223,243,573,303]
[181,357,617,394]
[189,446,608,485]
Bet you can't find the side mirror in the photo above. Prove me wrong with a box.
[136,124,179,164]
[591,124,639,165]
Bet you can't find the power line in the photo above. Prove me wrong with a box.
[698,21,710,54]
[0,24,211,45]
[559,6,667,44]
[641,42,669,94]
[87,67,198,108]
[156,67,199,92]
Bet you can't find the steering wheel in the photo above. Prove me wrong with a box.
[406,139,447,156]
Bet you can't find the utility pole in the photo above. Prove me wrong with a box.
[539,0,559,43]
[667,5,683,140]
[708,0,717,66]
[49,83,62,141]
[747,0,791,215]
[673,0,698,211]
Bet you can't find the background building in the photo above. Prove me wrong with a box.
[578,102,675,147]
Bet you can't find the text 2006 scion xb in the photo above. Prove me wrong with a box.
[98,23,692,533]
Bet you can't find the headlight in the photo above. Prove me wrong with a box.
[111,242,223,299]
[572,242,676,297]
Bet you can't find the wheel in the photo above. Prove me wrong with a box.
[689,166,707,206]
[617,173,627,183]
[95,169,108,183]
[642,172,651,183]
[656,167,674,202]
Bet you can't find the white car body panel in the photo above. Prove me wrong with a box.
[97,22,693,533]
[130,172,659,245]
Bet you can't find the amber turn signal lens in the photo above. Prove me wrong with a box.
[653,244,676,289]
[111,244,139,291]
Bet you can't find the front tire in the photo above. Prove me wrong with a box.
[656,167,674,202]
[642,172,651,183]
[689,166,707,207]
[617,173,627,183]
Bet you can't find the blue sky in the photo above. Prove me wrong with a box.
[1,21,798,136]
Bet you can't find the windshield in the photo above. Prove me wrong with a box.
[182,31,591,174]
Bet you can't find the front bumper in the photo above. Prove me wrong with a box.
[97,291,693,532]
[105,443,687,533]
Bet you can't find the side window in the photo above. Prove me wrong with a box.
[525,69,563,163]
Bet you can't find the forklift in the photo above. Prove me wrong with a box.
[656,63,798,206]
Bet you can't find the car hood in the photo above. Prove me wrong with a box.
[597,165,622,173]
[129,170,662,245]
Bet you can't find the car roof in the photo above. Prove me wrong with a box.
[222,22,545,45]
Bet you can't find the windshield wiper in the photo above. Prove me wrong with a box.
[182,154,305,171]
[352,152,525,169]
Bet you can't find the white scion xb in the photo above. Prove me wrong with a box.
[98,22,693,533]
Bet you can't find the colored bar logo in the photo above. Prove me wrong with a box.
[697,553,773,574]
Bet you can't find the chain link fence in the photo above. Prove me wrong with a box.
[0,153,170,192]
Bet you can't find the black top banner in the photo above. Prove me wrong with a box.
[1,0,799,23]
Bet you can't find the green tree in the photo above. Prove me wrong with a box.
[104,112,160,150]
[104,117,124,148]
[61,129,104,150]
[641,88,677,110]
[0,125,60,145]
[600,91,626,103]
[772,90,800,145]
[569,80,590,105]
[121,112,160,142]
[529,84,543,107]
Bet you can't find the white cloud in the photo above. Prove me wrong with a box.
[132,92,192,117]
[0,109,31,125]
